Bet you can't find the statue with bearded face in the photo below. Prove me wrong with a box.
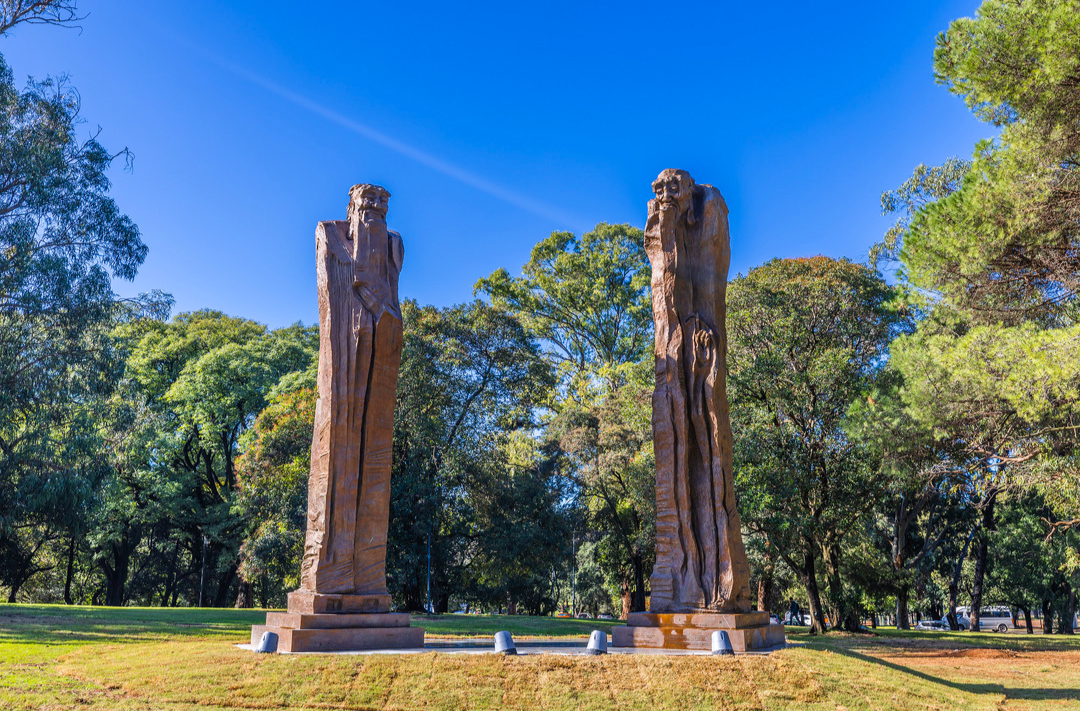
[296,183,405,608]
[613,169,783,650]
[644,169,752,614]
[251,183,423,651]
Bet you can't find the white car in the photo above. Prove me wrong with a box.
[948,606,1013,632]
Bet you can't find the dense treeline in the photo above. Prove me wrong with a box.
[2,0,1078,633]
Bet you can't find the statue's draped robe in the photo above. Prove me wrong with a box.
[300,215,404,595]
[645,186,752,613]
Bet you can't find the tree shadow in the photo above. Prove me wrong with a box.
[824,643,1080,703]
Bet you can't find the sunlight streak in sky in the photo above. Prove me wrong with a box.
[170,34,579,227]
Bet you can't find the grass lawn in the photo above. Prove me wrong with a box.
[2,604,1079,710]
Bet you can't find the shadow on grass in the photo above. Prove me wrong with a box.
[820,640,1080,704]
[0,604,621,646]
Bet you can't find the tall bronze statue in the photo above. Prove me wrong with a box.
[251,184,423,652]
[613,170,784,651]
[300,183,404,599]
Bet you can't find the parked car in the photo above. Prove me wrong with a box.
[784,612,808,625]
[769,615,781,625]
[939,613,969,631]
[946,606,1013,632]
[597,613,613,620]
[555,612,571,618]
[576,612,591,619]
[914,620,947,631]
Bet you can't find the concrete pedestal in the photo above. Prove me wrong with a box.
[251,593,424,653]
[611,611,785,652]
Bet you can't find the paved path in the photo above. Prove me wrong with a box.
[237,640,795,656]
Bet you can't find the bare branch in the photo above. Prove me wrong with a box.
[0,1,84,36]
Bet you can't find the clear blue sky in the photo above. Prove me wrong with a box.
[6,0,989,328]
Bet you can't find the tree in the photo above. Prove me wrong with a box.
[0,1,82,36]
[457,431,573,615]
[549,362,655,617]
[0,9,160,599]
[846,375,966,629]
[388,300,553,612]
[85,312,316,607]
[728,257,903,634]
[886,0,1080,535]
[476,223,658,612]
[476,223,652,397]
[235,387,315,608]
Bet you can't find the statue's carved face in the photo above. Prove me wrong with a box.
[348,184,390,220]
[652,169,694,215]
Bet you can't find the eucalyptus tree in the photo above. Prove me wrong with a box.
[0,5,161,600]
[476,222,652,399]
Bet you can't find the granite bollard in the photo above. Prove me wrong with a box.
[494,630,517,655]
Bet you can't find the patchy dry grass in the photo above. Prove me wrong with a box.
[3,604,1080,710]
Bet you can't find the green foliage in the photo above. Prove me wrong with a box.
[235,388,315,607]
[897,0,1080,320]
[476,222,652,398]
[883,0,1080,553]
[76,311,317,607]
[0,42,162,600]
[388,299,560,612]
[479,224,657,614]
[550,361,655,616]
[729,256,903,632]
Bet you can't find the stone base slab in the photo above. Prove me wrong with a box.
[251,623,424,653]
[265,611,410,629]
[625,611,770,629]
[612,611,785,652]
[286,590,391,614]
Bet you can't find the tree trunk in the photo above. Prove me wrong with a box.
[758,573,773,613]
[235,581,254,609]
[160,539,181,607]
[947,523,978,630]
[1042,599,1055,634]
[825,541,860,631]
[630,554,647,613]
[213,562,238,608]
[63,537,76,605]
[1059,586,1076,635]
[102,540,131,607]
[802,550,828,634]
[1022,607,1033,634]
[620,581,632,619]
[896,586,911,630]
[969,491,997,633]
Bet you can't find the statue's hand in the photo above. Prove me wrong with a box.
[353,283,377,311]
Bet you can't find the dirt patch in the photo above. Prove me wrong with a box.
[947,648,1022,660]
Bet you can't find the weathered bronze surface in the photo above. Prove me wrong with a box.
[644,168,753,614]
[613,170,783,651]
[251,184,422,653]
[300,183,404,601]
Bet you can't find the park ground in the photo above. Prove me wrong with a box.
[2,605,1080,710]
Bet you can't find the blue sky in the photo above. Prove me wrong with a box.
[6,0,990,328]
